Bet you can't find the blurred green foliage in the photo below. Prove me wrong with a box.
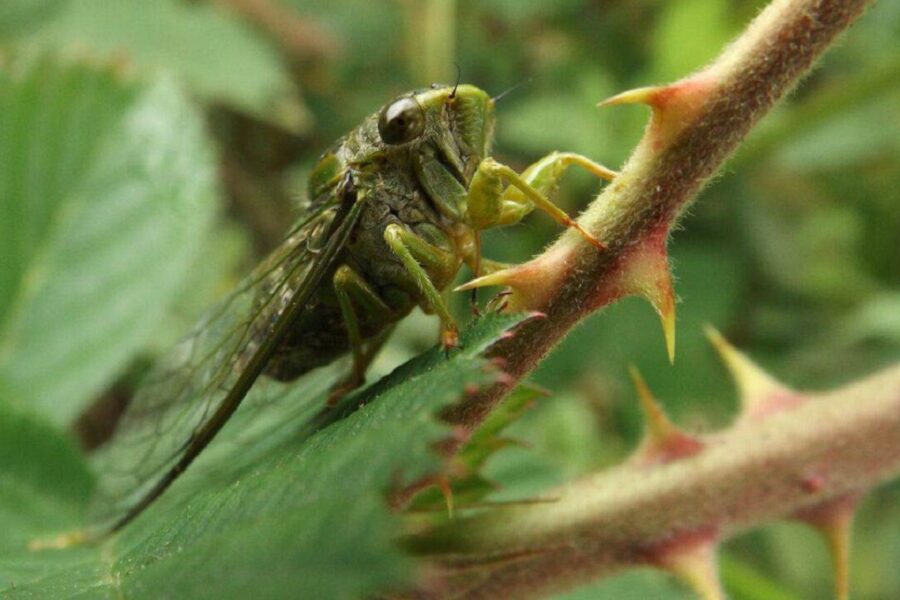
[0,0,897,598]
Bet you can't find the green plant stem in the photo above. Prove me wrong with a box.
[415,0,885,596]
[412,364,900,598]
[446,0,876,430]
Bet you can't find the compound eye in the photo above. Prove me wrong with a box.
[378,97,425,145]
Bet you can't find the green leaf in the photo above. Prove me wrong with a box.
[1,314,528,599]
[0,400,92,508]
[0,397,98,595]
[21,0,302,131]
[410,383,546,509]
[720,553,803,600]
[553,568,693,599]
[476,0,584,23]
[652,0,735,82]
[772,94,900,171]
[481,388,617,502]
[458,383,543,472]
[0,0,64,38]
[0,57,217,426]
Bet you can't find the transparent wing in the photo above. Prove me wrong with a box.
[88,190,364,533]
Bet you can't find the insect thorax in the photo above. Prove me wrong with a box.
[262,161,463,382]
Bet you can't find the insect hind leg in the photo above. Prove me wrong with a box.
[330,265,394,405]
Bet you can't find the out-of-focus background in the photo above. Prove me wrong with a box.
[1,1,898,598]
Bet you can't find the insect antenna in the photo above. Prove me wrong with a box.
[449,62,461,98]
[492,78,533,103]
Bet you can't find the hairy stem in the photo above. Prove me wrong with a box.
[412,0,886,596]
[447,0,875,426]
[412,365,900,598]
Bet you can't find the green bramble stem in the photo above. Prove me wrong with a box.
[419,0,884,598]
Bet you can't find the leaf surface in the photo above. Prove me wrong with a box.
[1,314,528,599]
[0,58,217,425]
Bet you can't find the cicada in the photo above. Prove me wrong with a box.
[83,83,616,537]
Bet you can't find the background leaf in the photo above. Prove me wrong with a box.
[20,0,301,130]
[0,58,217,425]
[651,0,738,82]
[0,0,64,39]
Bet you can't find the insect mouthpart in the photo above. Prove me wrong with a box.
[434,143,468,187]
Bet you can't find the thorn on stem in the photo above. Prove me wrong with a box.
[796,496,859,600]
[436,475,455,519]
[613,239,676,363]
[704,325,800,420]
[650,530,723,600]
[628,366,704,465]
[598,86,663,108]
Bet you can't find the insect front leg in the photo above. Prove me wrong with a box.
[331,265,395,403]
[465,153,617,249]
[383,224,460,349]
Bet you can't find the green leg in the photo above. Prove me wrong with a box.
[384,224,460,349]
[465,153,617,248]
[522,152,617,191]
[331,265,395,403]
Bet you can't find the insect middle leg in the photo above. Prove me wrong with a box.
[383,224,460,349]
[465,152,617,247]
[331,264,395,403]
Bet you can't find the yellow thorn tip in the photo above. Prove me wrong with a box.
[818,508,854,600]
[641,266,676,365]
[619,246,676,365]
[661,303,676,364]
[662,540,724,600]
[454,269,517,292]
[437,476,455,520]
[598,86,662,108]
[704,324,789,418]
[628,366,677,443]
